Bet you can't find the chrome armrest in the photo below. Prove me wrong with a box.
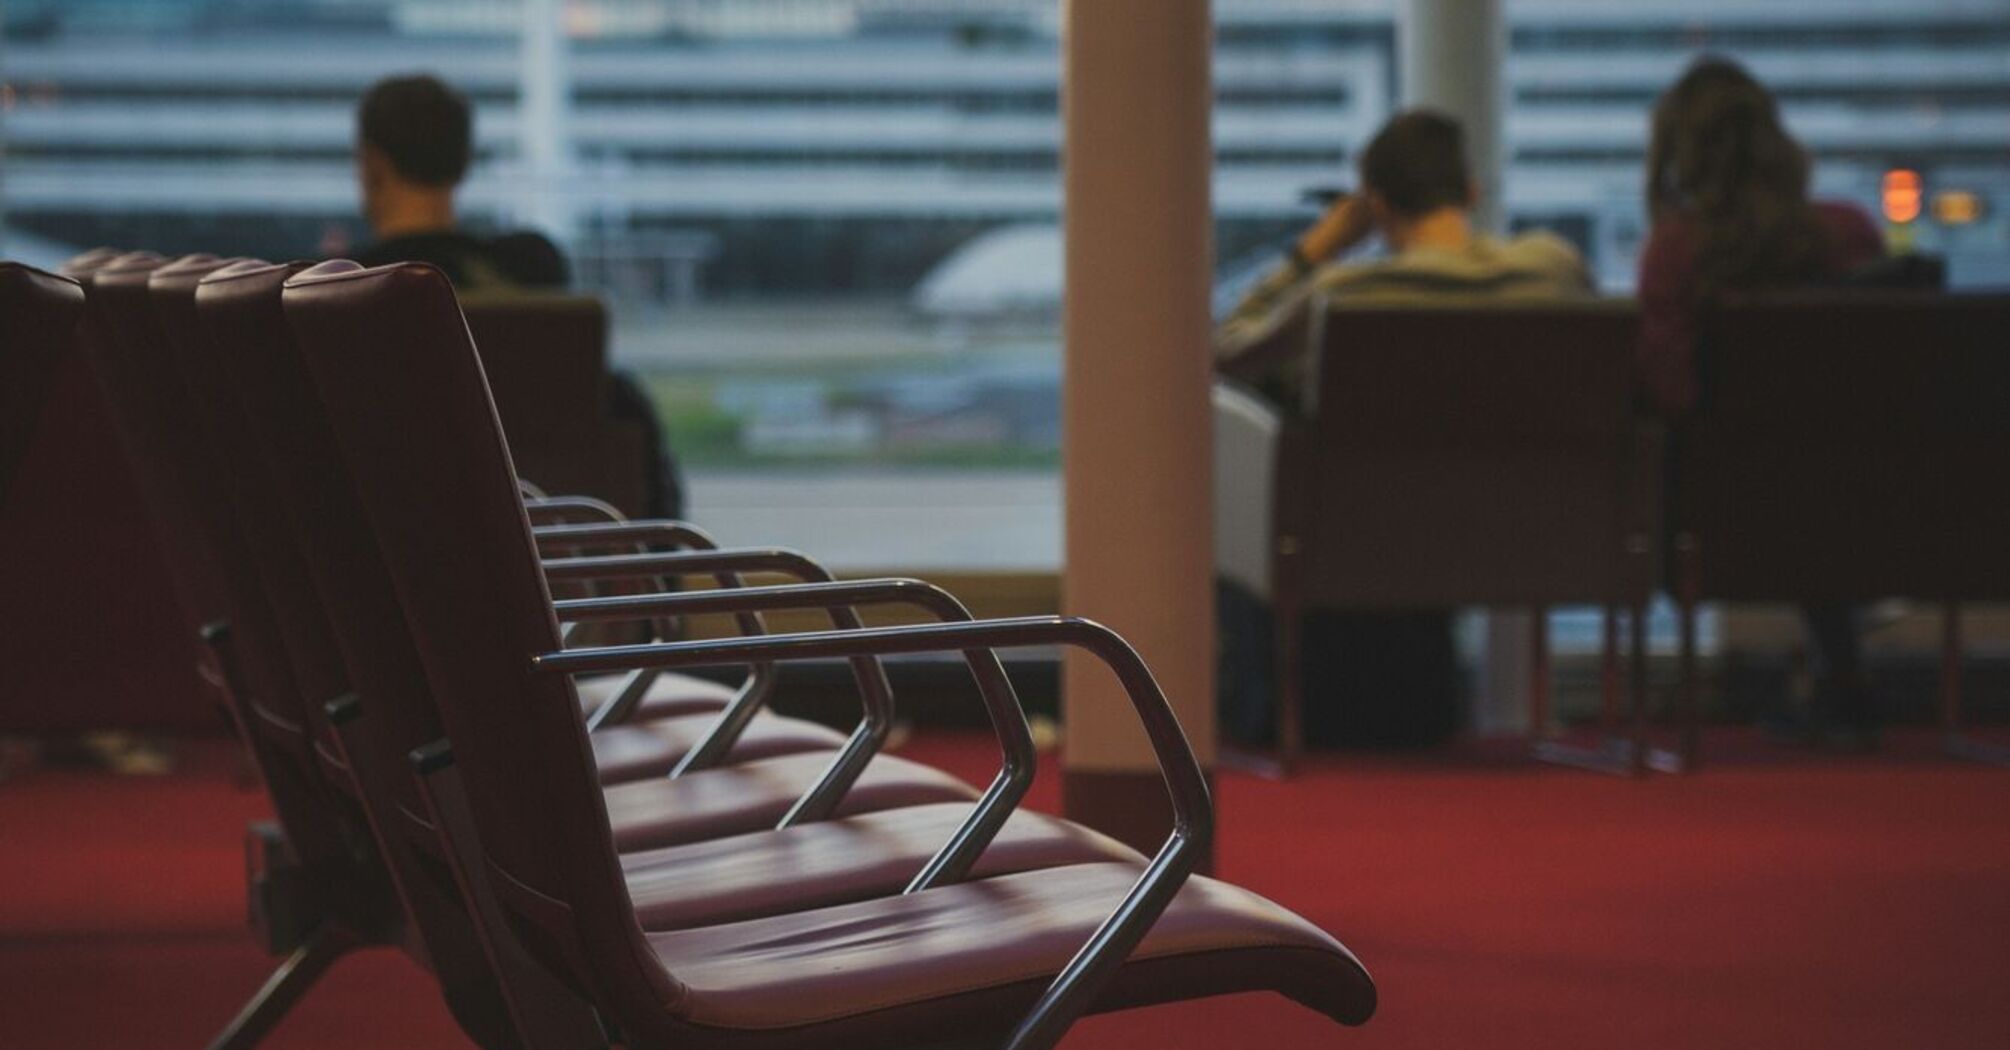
[525,511,772,731]
[533,615,1210,1050]
[532,518,719,555]
[525,495,645,677]
[542,547,895,791]
[522,494,620,526]
[535,518,736,672]
[554,578,1035,886]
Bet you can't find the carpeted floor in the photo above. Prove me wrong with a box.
[3,730,2009,1048]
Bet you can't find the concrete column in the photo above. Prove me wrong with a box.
[1059,0,1217,864]
[519,0,575,245]
[1401,0,1529,728]
[1399,0,1506,234]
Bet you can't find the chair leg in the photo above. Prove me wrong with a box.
[1220,589,1297,780]
[205,925,356,1050]
[1630,603,1651,776]
[1530,605,1640,777]
[1677,588,1700,772]
[1941,601,1962,742]
[321,700,523,1050]
[1642,534,1703,775]
[1527,604,1551,741]
[1274,589,1304,778]
[1939,602,2010,765]
[1599,605,1620,735]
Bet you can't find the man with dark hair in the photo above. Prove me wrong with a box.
[1216,109,1591,405]
[350,74,683,522]
[352,73,566,287]
[1211,110,1592,750]
[1357,109,1471,216]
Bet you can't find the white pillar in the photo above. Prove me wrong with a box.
[1399,0,1506,234]
[1402,0,1526,728]
[519,0,575,245]
[1059,0,1217,857]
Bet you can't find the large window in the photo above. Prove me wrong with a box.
[5,0,2007,569]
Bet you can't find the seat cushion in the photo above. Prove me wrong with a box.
[621,802,1143,930]
[603,752,980,853]
[590,713,847,784]
[650,862,1375,1042]
[574,670,739,721]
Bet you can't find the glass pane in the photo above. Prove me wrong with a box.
[5,0,2006,572]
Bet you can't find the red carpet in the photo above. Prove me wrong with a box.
[4,731,2009,1048]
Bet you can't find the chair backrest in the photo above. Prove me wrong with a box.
[80,253,245,655]
[0,256,214,732]
[197,260,453,823]
[0,263,86,500]
[58,247,126,277]
[283,263,678,1018]
[81,252,352,864]
[149,259,357,725]
[193,261,534,1041]
[1678,291,2010,601]
[75,252,233,631]
[459,294,635,511]
[1289,301,1651,608]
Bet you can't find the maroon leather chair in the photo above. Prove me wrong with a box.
[0,263,208,735]
[1672,292,2010,764]
[78,253,434,1048]
[83,251,341,819]
[285,260,1374,1049]
[1266,302,1658,773]
[70,253,243,662]
[0,253,229,734]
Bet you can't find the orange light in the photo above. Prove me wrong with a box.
[1882,169,1923,225]
[1931,190,1985,226]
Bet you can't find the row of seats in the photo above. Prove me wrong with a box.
[1223,297,2010,774]
[0,254,1376,1049]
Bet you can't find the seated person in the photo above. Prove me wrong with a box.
[351,73,682,522]
[353,74,568,287]
[1211,110,1593,748]
[1217,109,1594,410]
[1636,58,1886,746]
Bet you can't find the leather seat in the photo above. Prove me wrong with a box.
[621,803,1142,930]
[652,862,1373,1041]
[603,751,978,852]
[589,711,847,783]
